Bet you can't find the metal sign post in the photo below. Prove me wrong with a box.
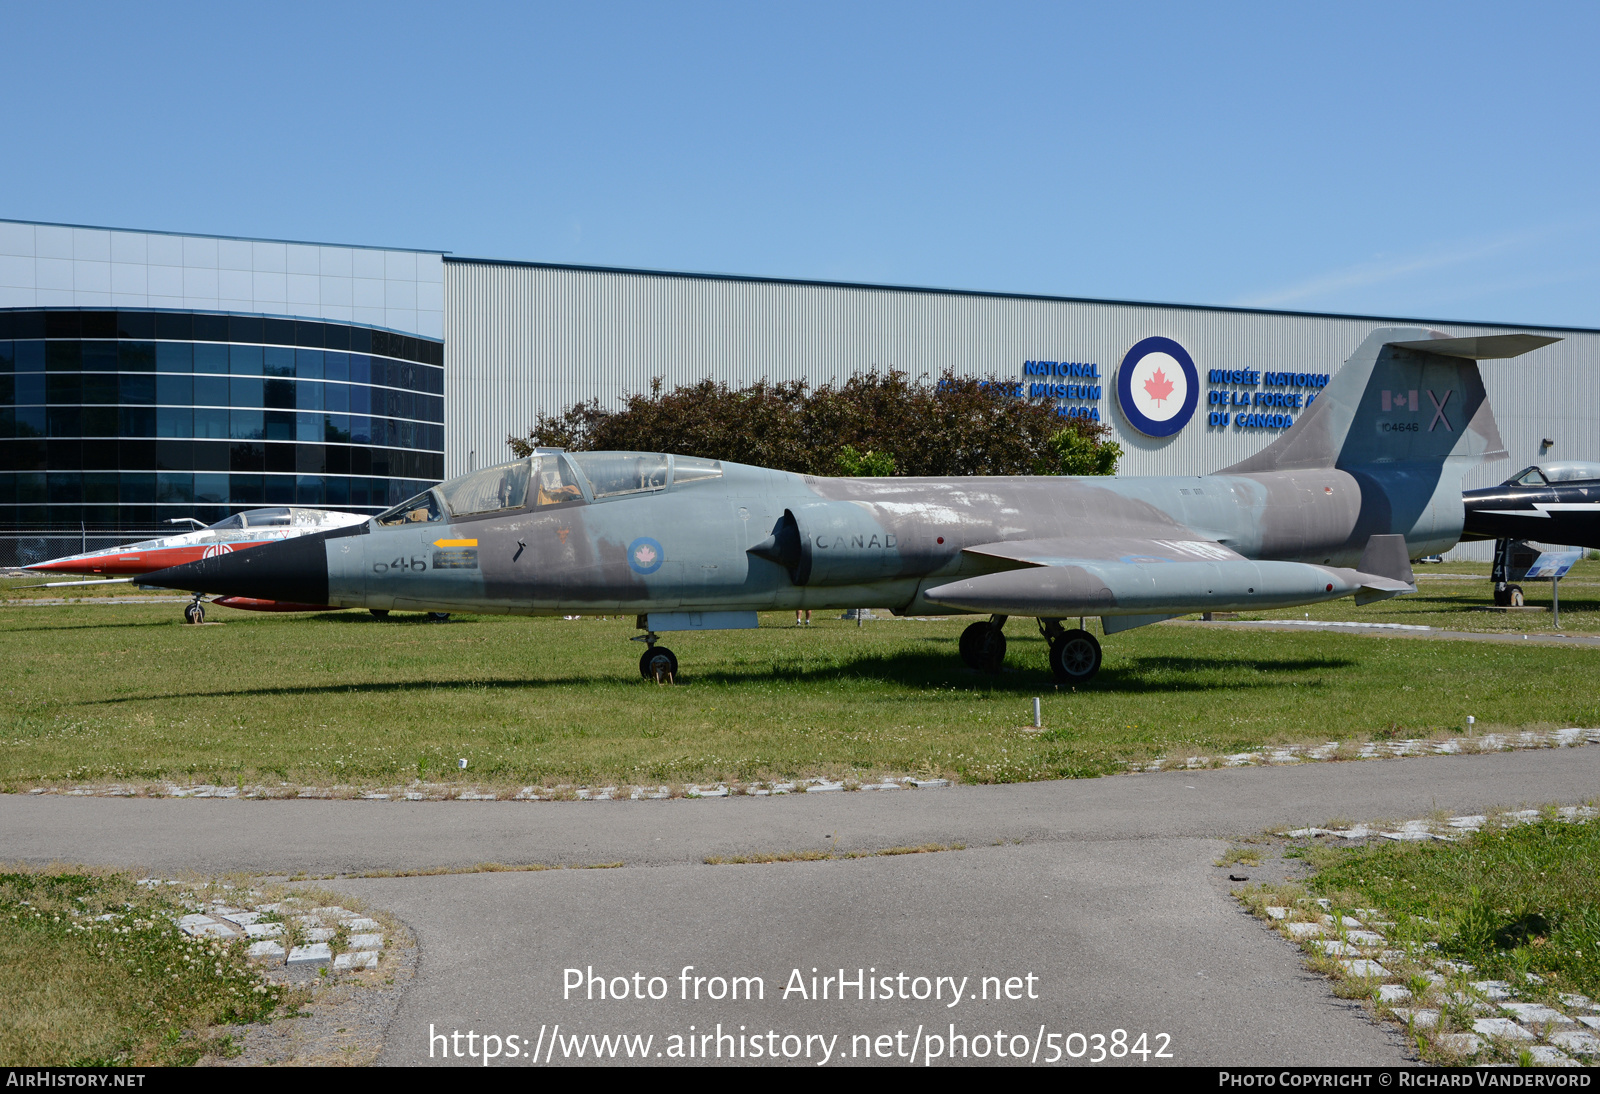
[1525,550,1581,630]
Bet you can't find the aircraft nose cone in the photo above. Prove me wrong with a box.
[140,531,341,605]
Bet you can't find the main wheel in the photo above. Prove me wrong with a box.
[958,621,1007,672]
[426,612,450,623]
[1507,584,1524,608]
[1050,628,1102,683]
[370,609,390,619]
[183,601,205,625]
[1493,585,1511,607]
[640,646,679,681]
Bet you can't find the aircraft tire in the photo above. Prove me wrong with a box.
[426,612,450,623]
[1493,585,1511,607]
[183,601,205,625]
[959,622,1006,672]
[1050,629,1102,683]
[640,646,678,682]
[1507,584,1524,608]
[370,609,391,619]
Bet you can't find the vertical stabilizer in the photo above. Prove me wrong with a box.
[1215,327,1534,475]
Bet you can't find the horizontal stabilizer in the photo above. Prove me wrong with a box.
[1386,333,1561,360]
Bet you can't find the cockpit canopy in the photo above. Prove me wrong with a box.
[209,507,368,531]
[375,451,723,526]
[1504,461,1600,487]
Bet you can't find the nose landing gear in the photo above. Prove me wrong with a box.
[632,630,679,682]
[182,595,206,625]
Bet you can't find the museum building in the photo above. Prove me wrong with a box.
[3,217,1598,560]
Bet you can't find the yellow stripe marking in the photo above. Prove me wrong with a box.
[434,539,479,548]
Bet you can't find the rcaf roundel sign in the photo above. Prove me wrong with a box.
[1116,336,1199,438]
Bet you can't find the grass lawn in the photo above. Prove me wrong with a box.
[1243,814,1600,1065]
[4,563,1599,790]
[0,868,282,1065]
[1305,817,1600,1004]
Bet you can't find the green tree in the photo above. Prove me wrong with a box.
[508,370,1122,478]
[1047,425,1122,475]
[835,445,897,476]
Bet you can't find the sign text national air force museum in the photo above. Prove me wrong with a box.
[1016,337,1330,440]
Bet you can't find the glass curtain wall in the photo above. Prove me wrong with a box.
[0,309,445,527]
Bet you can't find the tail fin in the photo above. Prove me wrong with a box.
[1216,327,1555,476]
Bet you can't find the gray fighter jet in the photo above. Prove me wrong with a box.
[140,326,1557,682]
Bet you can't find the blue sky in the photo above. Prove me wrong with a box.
[4,2,1598,326]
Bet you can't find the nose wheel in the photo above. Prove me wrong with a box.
[639,645,678,682]
[1049,628,1102,682]
[183,598,206,625]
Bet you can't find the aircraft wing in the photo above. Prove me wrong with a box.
[924,533,1413,628]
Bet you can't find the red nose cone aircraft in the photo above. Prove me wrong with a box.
[24,506,369,622]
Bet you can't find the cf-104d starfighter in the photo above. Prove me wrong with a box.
[141,327,1558,681]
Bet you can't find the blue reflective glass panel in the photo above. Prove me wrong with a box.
[348,415,371,444]
[230,409,264,440]
[264,346,295,377]
[295,380,322,411]
[119,342,156,372]
[157,472,194,503]
[46,374,81,403]
[193,344,229,374]
[295,350,323,380]
[156,374,192,404]
[120,407,156,438]
[157,407,192,438]
[46,343,82,371]
[348,384,370,415]
[120,374,156,405]
[82,471,118,504]
[0,342,12,373]
[194,473,228,504]
[156,342,192,373]
[15,374,44,405]
[264,410,294,441]
[230,474,264,505]
[348,354,370,385]
[47,407,81,437]
[120,472,155,504]
[264,475,295,504]
[263,378,294,409]
[81,341,118,371]
[15,341,44,372]
[296,475,324,505]
[324,414,350,443]
[193,376,229,406]
[230,377,263,406]
[81,407,117,436]
[323,383,349,413]
[230,345,263,376]
[323,351,348,382]
[295,412,321,442]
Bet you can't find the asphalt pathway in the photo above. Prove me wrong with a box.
[5,748,1596,1067]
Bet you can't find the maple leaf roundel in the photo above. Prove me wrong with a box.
[1116,336,1200,438]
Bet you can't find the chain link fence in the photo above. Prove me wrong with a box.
[0,528,174,571]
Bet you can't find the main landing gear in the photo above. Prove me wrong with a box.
[1493,584,1525,607]
[632,631,678,682]
[959,616,1009,672]
[1043,618,1102,683]
[957,616,1104,682]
